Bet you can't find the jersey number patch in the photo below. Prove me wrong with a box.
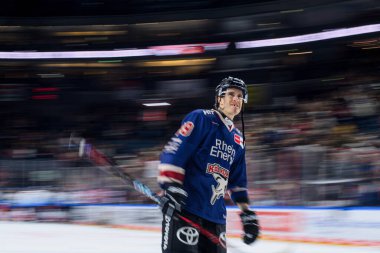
[176,121,194,137]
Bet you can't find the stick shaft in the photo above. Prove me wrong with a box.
[78,139,226,249]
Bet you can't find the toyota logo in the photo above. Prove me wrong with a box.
[176,226,199,245]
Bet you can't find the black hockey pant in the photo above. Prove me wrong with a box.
[161,210,226,253]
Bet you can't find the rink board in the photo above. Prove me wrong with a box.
[2,204,380,246]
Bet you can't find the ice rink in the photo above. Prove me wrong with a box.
[1,221,379,253]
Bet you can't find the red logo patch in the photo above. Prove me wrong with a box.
[176,121,194,137]
[206,163,229,178]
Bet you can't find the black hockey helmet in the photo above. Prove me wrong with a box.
[215,76,248,104]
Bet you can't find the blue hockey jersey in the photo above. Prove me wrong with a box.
[158,109,249,224]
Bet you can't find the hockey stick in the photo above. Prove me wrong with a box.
[73,138,226,249]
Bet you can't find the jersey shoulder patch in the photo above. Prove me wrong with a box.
[187,109,216,123]
[176,121,194,137]
[174,109,209,137]
[201,109,221,126]
[232,128,245,149]
[202,109,214,116]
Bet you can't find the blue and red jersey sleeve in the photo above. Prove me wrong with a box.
[158,109,209,189]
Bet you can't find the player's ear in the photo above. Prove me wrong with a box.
[217,97,222,108]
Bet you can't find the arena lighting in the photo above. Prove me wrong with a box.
[149,43,228,56]
[288,51,313,55]
[143,102,171,107]
[38,63,125,67]
[236,23,380,49]
[0,49,154,59]
[54,31,127,36]
[0,24,379,59]
[136,58,216,67]
[0,43,226,59]
[362,46,380,50]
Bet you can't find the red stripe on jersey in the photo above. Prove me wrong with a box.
[160,170,185,183]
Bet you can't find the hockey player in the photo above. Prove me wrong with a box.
[158,77,259,253]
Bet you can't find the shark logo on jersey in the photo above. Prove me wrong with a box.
[206,163,229,205]
[211,173,228,205]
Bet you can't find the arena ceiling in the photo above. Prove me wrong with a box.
[0,0,379,107]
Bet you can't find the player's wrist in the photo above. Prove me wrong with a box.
[237,202,250,211]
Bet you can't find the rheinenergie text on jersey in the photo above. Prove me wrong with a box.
[210,139,236,165]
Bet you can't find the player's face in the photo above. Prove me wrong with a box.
[218,88,244,120]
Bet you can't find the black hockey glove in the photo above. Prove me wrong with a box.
[160,184,188,218]
[240,210,259,245]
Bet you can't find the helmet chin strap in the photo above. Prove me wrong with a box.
[217,108,234,129]
[241,103,246,145]
[217,106,231,120]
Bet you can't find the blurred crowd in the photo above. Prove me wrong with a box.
[245,86,380,207]
[1,85,380,208]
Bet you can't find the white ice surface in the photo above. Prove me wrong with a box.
[1,221,379,253]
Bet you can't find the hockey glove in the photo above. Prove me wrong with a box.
[240,210,259,245]
[160,184,188,218]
